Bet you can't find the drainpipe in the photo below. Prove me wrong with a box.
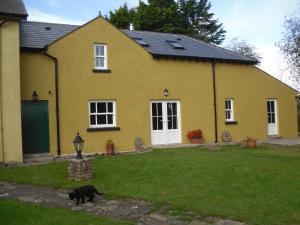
[212,61,218,143]
[44,51,61,156]
[0,18,10,163]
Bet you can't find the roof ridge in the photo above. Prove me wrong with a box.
[21,20,79,27]
[122,29,183,36]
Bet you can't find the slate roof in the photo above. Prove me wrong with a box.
[20,21,78,49]
[0,0,28,19]
[123,30,258,64]
[20,20,257,64]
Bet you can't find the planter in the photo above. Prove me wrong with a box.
[190,138,204,144]
[247,139,257,148]
[106,143,115,155]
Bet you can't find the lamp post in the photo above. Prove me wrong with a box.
[73,132,84,159]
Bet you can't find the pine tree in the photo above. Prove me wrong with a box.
[108,0,226,44]
[179,0,226,44]
[108,4,135,29]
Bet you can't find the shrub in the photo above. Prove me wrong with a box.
[187,129,203,140]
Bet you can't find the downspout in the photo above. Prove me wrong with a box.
[44,51,61,156]
[0,19,10,163]
[212,61,218,143]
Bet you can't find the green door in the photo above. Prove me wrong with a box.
[21,101,50,154]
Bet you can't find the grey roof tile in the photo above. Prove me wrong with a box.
[20,21,78,49]
[122,30,257,64]
[20,20,257,64]
[0,0,28,18]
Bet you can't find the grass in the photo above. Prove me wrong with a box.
[0,198,132,225]
[1,145,300,225]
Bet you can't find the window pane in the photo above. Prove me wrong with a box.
[167,103,172,116]
[267,102,271,112]
[107,102,113,113]
[152,103,157,116]
[268,113,271,123]
[95,45,100,56]
[158,116,163,130]
[90,103,96,113]
[97,102,106,113]
[173,116,178,129]
[270,102,274,112]
[172,103,177,115]
[100,57,105,68]
[100,45,105,56]
[157,103,162,116]
[107,114,113,124]
[90,115,96,125]
[168,116,172,129]
[95,57,100,68]
[152,117,157,130]
[97,115,106,124]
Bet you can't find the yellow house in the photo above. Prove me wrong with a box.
[0,0,27,163]
[0,1,298,163]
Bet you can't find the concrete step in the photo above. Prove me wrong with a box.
[268,135,282,140]
[23,153,53,164]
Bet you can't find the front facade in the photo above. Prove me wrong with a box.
[0,0,27,163]
[0,1,298,163]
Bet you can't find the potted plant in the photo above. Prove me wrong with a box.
[242,137,257,149]
[106,139,115,155]
[187,129,204,144]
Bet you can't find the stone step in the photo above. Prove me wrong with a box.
[268,135,282,140]
[23,153,53,164]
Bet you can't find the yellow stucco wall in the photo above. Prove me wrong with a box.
[20,52,57,155]
[216,64,298,142]
[0,20,23,163]
[20,17,298,156]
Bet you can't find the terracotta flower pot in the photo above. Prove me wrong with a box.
[247,140,257,148]
[106,143,115,155]
[190,138,204,144]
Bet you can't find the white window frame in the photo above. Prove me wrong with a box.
[94,44,107,70]
[225,99,234,121]
[88,101,116,128]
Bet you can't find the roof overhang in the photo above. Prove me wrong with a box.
[152,53,258,65]
[0,12,27,20]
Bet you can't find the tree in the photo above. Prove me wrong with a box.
[225,38,262,63]
[179,0,226,44]
[108,0,226,45]
[108,4,135,29]
[277,12,300,87]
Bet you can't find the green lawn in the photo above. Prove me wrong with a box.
[0,198,132,225]
[0,145,300,225]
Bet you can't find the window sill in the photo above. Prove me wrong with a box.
[93,69,111,73]
[87,127,120,132]
[225,121,238,125]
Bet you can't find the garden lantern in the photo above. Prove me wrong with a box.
[163,88,169,97]
[32,91,38,101]
[73,132,84,159]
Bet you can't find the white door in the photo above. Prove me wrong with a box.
[267,99,278,135]
[151,101,181,145]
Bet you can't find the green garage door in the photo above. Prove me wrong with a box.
[21,101,50,154]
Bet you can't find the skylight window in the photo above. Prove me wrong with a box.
[133,38,149,47]
[166,40,185,49]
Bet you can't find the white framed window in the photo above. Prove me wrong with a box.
[94,44,107,69]
[89,101,116,128]
[225,99,234,121]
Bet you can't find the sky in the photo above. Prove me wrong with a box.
[23,0,299,89]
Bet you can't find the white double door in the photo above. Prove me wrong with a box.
[267,99,278,135]
[150,101,181,145]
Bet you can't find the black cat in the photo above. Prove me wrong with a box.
[69,185,103,205]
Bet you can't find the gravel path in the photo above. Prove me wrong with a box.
[0,181,247,225]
